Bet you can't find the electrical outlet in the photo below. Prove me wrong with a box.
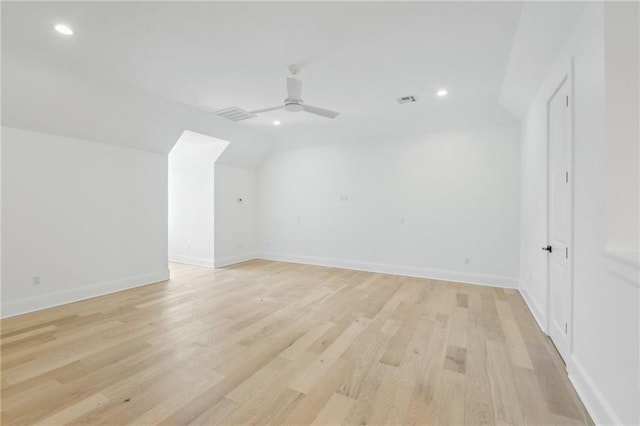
[464,257,470,265]
[400,218,405,224]
[33,275,41,285]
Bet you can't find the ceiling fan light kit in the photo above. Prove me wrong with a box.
[284,98,304,112]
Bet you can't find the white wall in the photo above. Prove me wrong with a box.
[258,125,520,287]
[519,3,640,424]
[214,165,258,267]
[168,131,228,268]
[604,1,639,258]
[1,127,169,317]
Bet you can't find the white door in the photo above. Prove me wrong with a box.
[547,78,572,362]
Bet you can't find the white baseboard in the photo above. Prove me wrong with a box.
[519,286,547,333]
[568,356,626,426]
[258,252,518,289]
[1,270,170,319]
[215,252,259,268]
[519,285,637,425]
[169,254,215,268]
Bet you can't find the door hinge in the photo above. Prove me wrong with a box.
[565,247,569,259]
[565,322,568,334]
[565,171,569,183]
[566,95,569,107]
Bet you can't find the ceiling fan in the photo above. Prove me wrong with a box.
[250,67,340,119]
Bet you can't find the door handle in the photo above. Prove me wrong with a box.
[542,245,552,253]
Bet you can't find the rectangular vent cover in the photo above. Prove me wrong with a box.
[216,107,256,121]
[397,95,418,104]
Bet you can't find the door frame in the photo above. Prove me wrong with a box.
[545,58,575,359]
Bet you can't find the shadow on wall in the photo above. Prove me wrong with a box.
[168,130,229,268]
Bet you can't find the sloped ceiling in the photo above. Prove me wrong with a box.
[2,51,273,167]
[3,2,590,162]
[2,1,526,159]
[500,2,588,118]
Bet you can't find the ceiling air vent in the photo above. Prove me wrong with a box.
[215,107,257,121]
[397,95,418,104]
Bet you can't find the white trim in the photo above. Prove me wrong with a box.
[258,252,518,288]
[567,356,627,426]
[603,248,640,268]
[521,281,639,425]
[603,249,640,288]
[215,252,259,268]
[1,270,170,318]
[519,286,547,333]
[168,254,215,268]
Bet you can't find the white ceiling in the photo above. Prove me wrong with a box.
[2,1,523,135]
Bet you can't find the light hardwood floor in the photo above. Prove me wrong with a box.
[1,260,592,425]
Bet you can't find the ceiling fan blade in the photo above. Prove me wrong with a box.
[302,104,340,119]
[287,77,303,100]
[251,105,284,114]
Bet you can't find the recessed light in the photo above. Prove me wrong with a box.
[437,89,448,97]
[54,24,73,35]
[273,120,281,126]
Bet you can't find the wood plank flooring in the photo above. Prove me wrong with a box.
[1,260,592,425]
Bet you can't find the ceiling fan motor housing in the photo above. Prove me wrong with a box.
[284,98,303,112]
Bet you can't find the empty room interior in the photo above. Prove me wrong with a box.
[1,1,639,425]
